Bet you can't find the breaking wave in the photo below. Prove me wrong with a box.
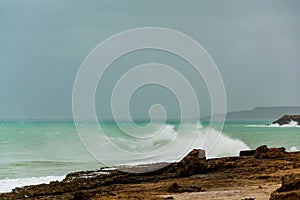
[0,176,65,193]
[107,123,250,165]
[269,120,300,127]
[289,146,299,152]
[246,120,300,128]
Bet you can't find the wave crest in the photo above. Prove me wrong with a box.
[269,120,300,128]
[0,176,65,193]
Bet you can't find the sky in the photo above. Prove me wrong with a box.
[0,0,300,120]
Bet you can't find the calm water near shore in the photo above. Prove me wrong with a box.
[0,120,299,192]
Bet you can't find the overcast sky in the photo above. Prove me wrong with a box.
[1,0,300,120]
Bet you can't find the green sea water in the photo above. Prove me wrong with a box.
[0,120,299,192]
[222,121,300,150]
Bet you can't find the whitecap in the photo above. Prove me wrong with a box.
[0,176,65,193]
[269,120,300,128]
[289,146,299,152]
[245,124,268,127]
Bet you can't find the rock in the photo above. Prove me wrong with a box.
[272,115,300,125]
[270,174,300,200]
[254,145,288,159]
[277,174,300,192]
[240,150,255,157]
[168,183,179,193]
[167,182,202,193]
[175,149,207,177]
[72,192,91,200]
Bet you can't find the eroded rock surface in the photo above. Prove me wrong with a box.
[270,174,300,200]
[254,145,288,159]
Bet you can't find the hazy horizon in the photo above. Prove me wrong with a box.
[1,1,300,120]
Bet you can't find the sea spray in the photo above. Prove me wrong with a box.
[197,127,250,158]
[289,146,299,152]
[106,123,250,163]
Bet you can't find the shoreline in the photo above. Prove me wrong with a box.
[1,146,300,199]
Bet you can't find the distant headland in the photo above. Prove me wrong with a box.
[201,106,300,122]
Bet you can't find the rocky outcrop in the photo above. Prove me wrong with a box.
[254,145,288,159]
[174,149,207,177]
[270,174,300,200]
[272,115,300,125]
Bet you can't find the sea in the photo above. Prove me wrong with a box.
[0,120,299,193]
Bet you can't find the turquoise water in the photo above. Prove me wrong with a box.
[0,122,98,179]
[222,121,300,150]
[0,120,299,192]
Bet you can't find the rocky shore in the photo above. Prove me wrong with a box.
[1,145,300,200]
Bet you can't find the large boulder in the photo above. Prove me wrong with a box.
[175,149,206,177]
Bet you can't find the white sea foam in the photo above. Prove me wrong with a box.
[101,167,117,171]
[289,146,299,152]
[199,128,250,158]
[0,176,65,193]
[108,123,250,165]
[269,120,300,127]
[245,124,268,127]
[246,120,300,128]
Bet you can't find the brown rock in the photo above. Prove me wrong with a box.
[277,174,300,192]
[167,182,202,193]
[270,174,300,200]
[168,183,179,193]
[254,145,287,159]
[72,192,91,200]
[175,149,207,177]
